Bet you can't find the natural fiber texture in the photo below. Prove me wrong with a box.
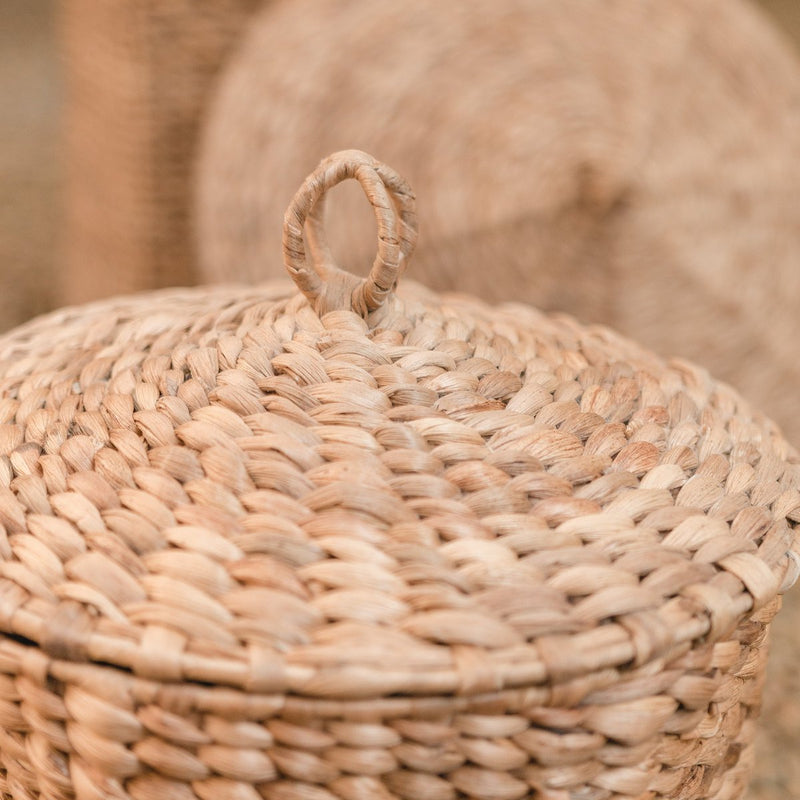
[59,0,264,306]
[0,151,797,798]
[195,0,800,446]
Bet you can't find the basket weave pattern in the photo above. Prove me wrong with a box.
[0,152,796,799]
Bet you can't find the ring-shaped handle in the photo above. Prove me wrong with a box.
[283,150,418,318]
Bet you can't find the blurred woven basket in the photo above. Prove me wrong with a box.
[0,1,60,334]
[195,0,800,446]
[0,150,797,799]
[59,0,264,305]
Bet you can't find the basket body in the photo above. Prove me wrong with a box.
[0,277,796,800]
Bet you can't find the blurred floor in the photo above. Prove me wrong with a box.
[0,1,798,798]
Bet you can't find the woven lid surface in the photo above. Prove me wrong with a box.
[0,151,797,701]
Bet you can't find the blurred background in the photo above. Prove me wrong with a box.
[1,1,800,798]
[3,0,800,330]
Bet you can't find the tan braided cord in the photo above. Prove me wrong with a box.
[196,0,800,447]
[0,152,797,798]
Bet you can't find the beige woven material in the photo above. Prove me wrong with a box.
[0,150,797,799]
[59,0,264,306]
[196,0,800,447]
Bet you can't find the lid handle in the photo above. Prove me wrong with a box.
[283,150,418,318]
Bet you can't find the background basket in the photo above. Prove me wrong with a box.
[0,151,797,799]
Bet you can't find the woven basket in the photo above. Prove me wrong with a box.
[1,151,798,800]
[195,0,800,446]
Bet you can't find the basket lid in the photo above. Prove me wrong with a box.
[0,151,797,700]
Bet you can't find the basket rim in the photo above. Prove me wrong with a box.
[0,565,762,699]
[0,635,691,721]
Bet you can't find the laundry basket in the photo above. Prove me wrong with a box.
[0,151,797,800]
